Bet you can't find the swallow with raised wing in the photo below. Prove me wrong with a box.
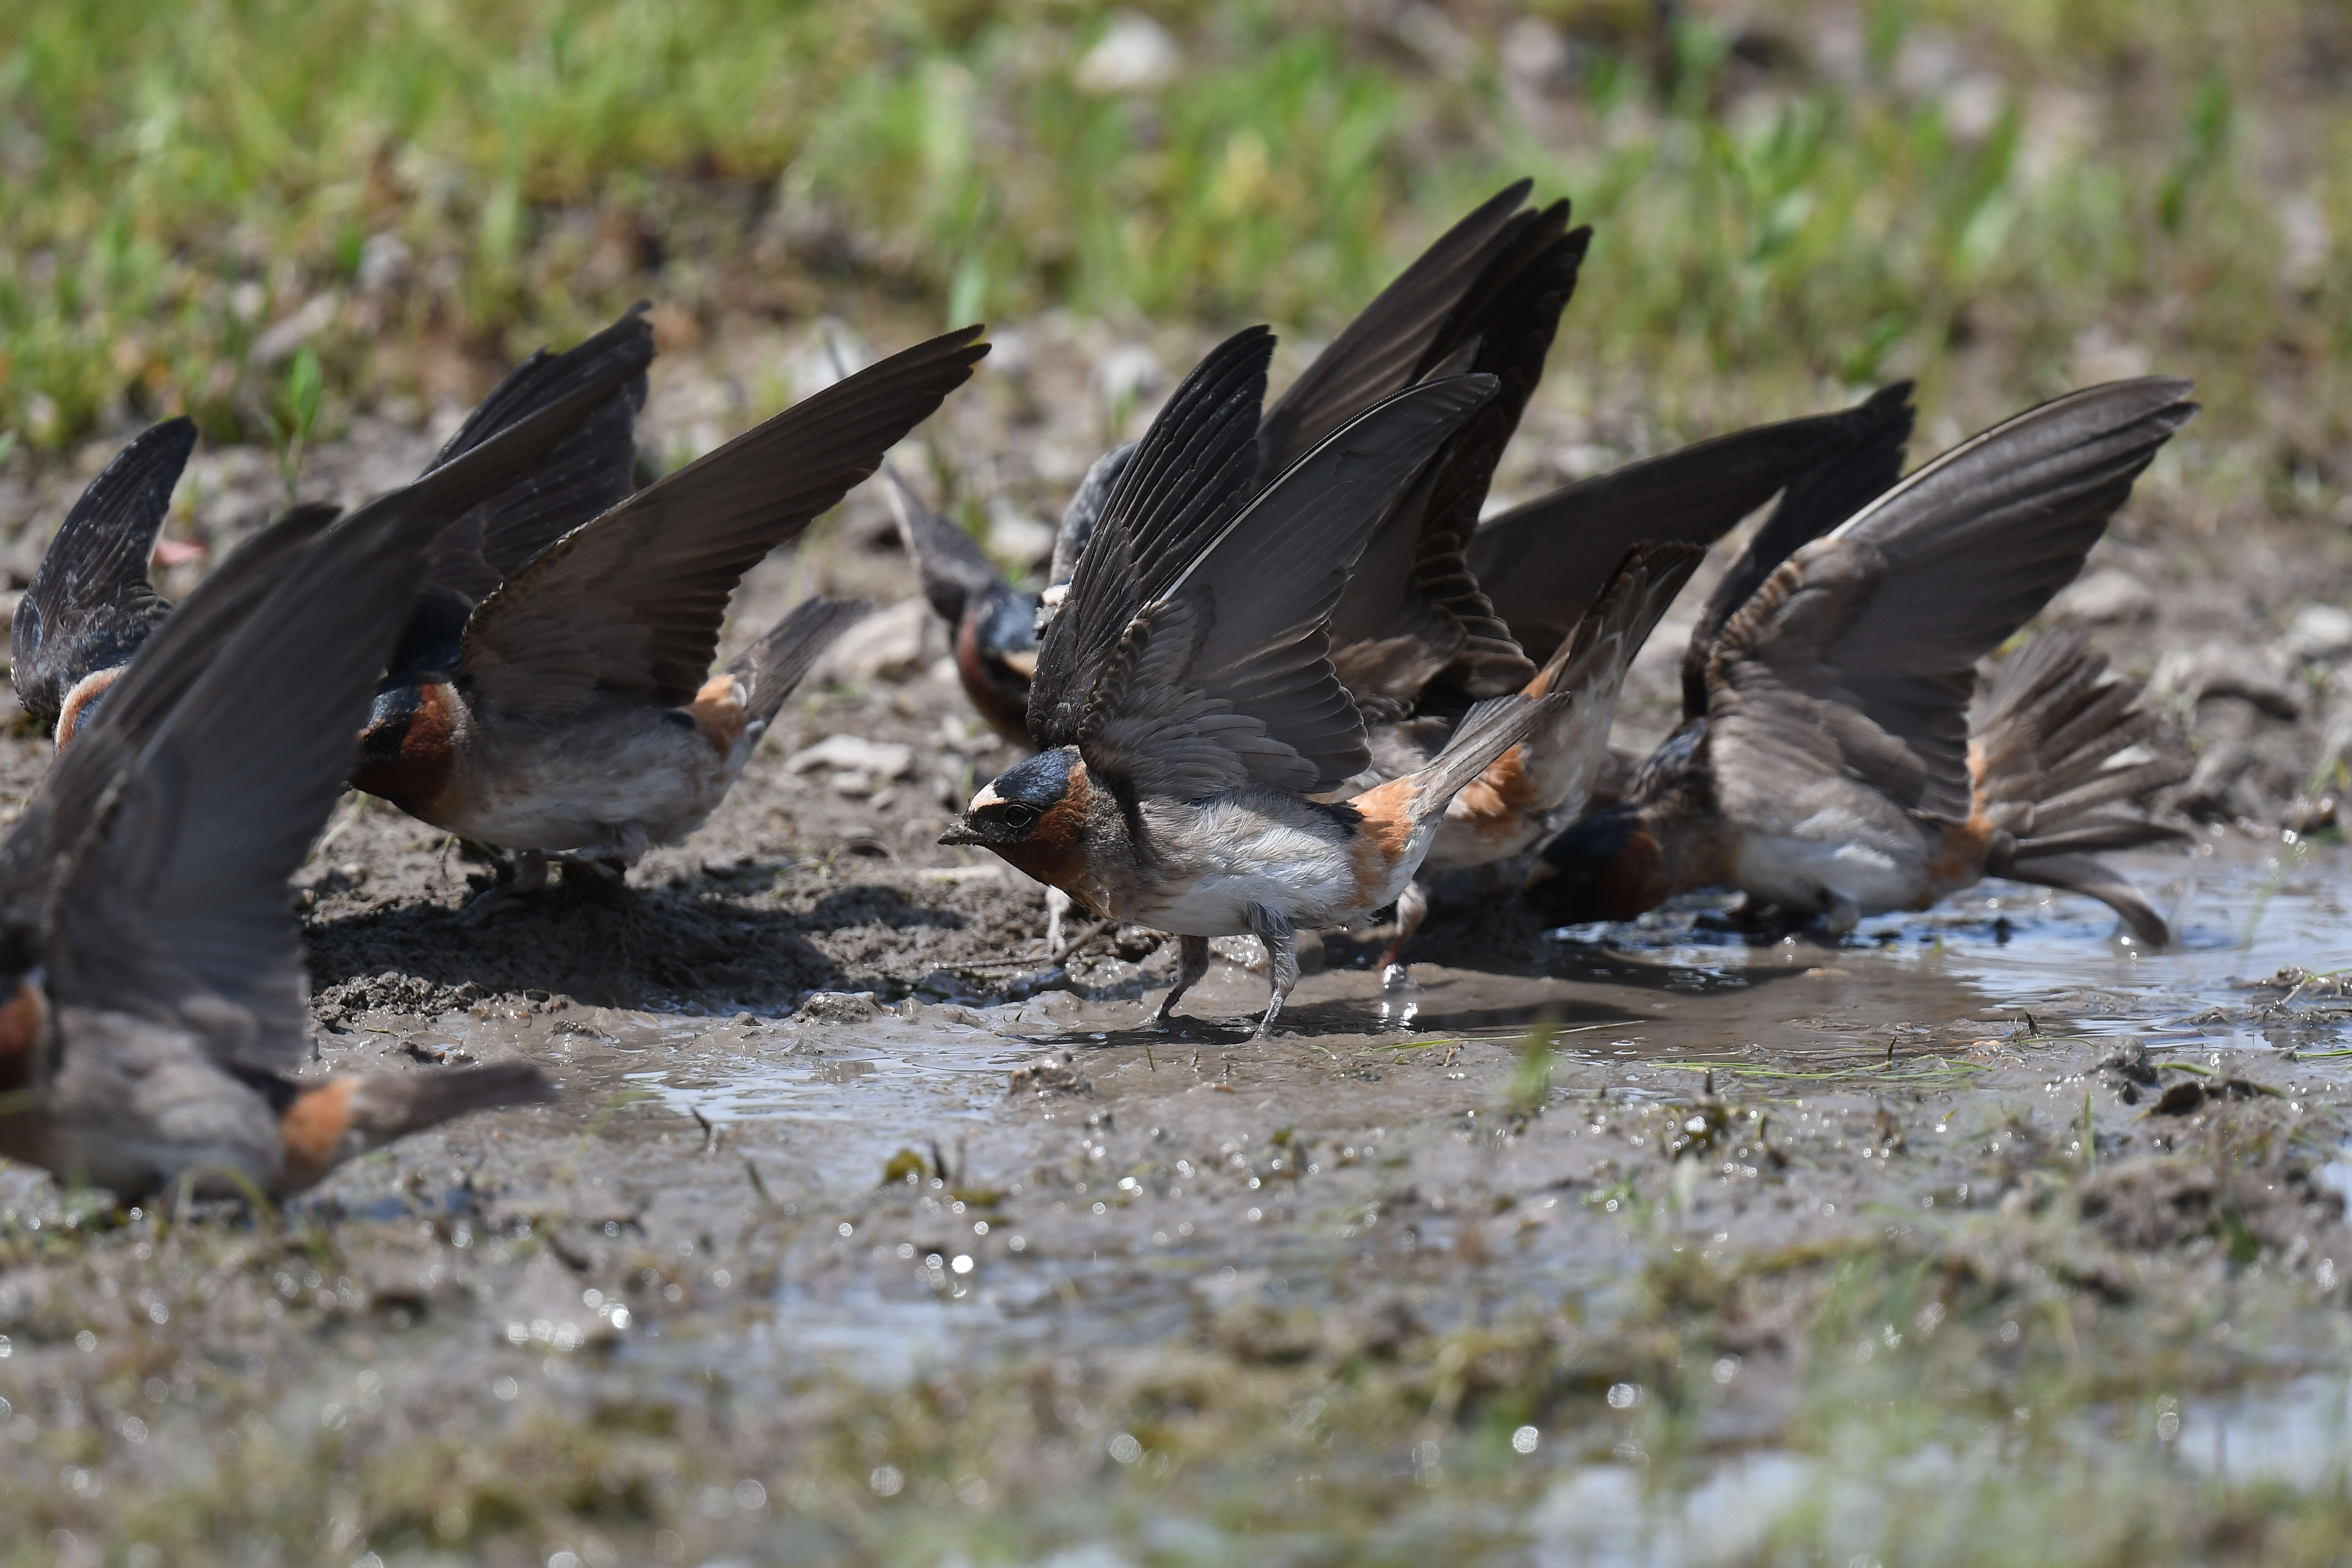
[1527,378,2196,944]
[0,364,636,1199]
[349,326,987,913]
[1281,210,1914,971]
[13,308,657,750]
[909,180,1582,737]
[940,327,1565,1034]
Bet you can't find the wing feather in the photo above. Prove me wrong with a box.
[460,326,987,716]
[1028,328,1273,750]
[1467,383,1916,667]
[1705,378,2194,823]
[10,418,196,727]
[21,358,641,1073]
[1078,374,1498,798]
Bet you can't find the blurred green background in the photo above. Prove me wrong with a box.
[1,0,2345,515]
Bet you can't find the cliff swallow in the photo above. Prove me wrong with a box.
[10,416,196,742]
[884,466,1038,747]
[941,326,1555,1035]
[13,307,656,750]
[927,179,1584,735]
[1296,220,1913,967]
[0,364,633,1200]
[1527,378,2197,944]
[349,325,986,912]
[1355,541,1703,971]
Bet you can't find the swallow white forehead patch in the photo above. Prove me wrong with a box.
[968,780,1004,812]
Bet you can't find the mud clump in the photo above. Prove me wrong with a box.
[2080,1102,2343,1255]
[1009,1050,1093,1097]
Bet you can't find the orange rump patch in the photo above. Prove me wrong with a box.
[279,1079,359,1176]
[686,674,747,752]
[54,666,124,751]
[0,979,46,1094]
[1926,816,1996,891]
[1346,777,1420,892]
[1448,745,1544,843]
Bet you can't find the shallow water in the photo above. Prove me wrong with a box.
[9,837,2329,1563]
[335,840,2347,1374]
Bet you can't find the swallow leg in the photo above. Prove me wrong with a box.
[1045,885,1073,958]
[1247,904,1299,1039]
[457,849,548,924]
[1819,892,1862,939]
[1377,880,1429,990]
[1156,935,1211,1026]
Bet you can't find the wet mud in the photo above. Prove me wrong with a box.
[3,403,2352,1561]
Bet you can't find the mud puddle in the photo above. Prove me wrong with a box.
[7,837,2352,1565]
[313,835,2349,1383]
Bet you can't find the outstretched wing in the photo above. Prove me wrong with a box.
[10,418,196,728]
[24,356,641,1073]
[458,326,988,719]
[1047,441,1138,593]
[1326,201,1590,713]
[1254,180,1535,474]
[1028,327,1275,751]
[884,460,1003,627]
[1075,375,1499,800]
[1680,386,1915,716]
[1466,383,1917,667]
[1706,378,2195,823]
[393,306,656,679]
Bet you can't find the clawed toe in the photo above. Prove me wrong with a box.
[457,885,528,926]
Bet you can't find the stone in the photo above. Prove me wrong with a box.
[2047,568,2155,625]
[811,597,936,684]
[1075,13,1181,94]
[784,733,916,780]
[2288,604,2352,662]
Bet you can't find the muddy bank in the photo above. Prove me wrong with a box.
[4,822,2352,1561]
[1,334,2352,1563]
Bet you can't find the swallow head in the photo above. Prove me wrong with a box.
[973,590,1040,676]
[939,746,1090,885]
[1524,805,1670,923]
[955,587,1041,744]
[351,681,457,814]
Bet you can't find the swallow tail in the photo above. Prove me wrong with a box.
[1400,693,1541,822]
[1516,542,1704,809]
[1974,627,2187,945]
[883,463,999,628]
[347,1062,556,1145]
[723,597,871,730]
[275,1063,554,1189]
[1985,852,2173,948]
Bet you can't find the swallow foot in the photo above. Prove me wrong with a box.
[1374,882,1430,975]
[1245,904,1299,1041]
[1155,934,1212,1028]
[1044,885,1073,959]
[1380,962,1418,993]
[457,850,549,925]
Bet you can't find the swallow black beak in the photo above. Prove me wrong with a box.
[939,817,983,847]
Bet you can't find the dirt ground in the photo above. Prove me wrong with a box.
[2,333,2352,1564]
